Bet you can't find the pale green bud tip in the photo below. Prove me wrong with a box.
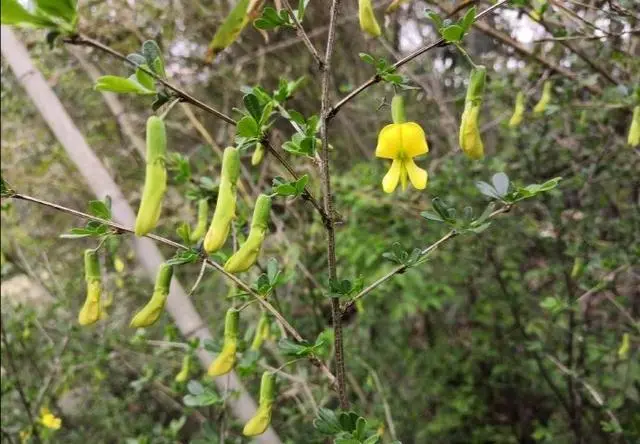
[391,95,406,124]
[224,308,240,338]
[84,249,100,280]
[259,372,276,404]
[466,66,486,103]
[251,194,272,230]
[154,263,174,291]
[221,146,241,183]
[146,116,167,161]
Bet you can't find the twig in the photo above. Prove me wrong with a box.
[342,205,512,315]
[319,0,347,409]
[0,317,43,444]
[33,336,70,415]
[360,360,397,440]
[63,34,236,125]
[7,192,336,386]
[188,261,208,296]
[327,0,510,120]
[281,0,323,69]
[545,354,623,434]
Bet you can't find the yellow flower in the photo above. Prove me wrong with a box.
[39,407,62,430]
[376,123,429,193]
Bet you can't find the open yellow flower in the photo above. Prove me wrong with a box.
[39,407,62,430]
[376,121,429,193]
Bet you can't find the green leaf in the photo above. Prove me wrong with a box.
[208,0,251,55]
[359,52,375,65]
[475,181,501,199]
[314,408,342,435]
[253,6,289,30]
[491,172,510,197]
[126,53,147,68]
[88,200,111,220]
[176,222,192,245]
[278,338,314,357]
[460,6,476,32]
[142,40,166,78]
[183,391,222,407]
[420,210,444,222]
[35,0,76,25]
[187,380,204,395]
[167,250,199,266]
[425,10,443,28]
[243,93,262,122]
[236,115,260,138]
[1,0,56,28]
[94,76,155,95]
[442,25,464,42]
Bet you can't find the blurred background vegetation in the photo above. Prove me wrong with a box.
[1,0,639,443]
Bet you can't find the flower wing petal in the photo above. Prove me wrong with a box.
[376,124,401,159]
[382,158,402,193]
[400,122,428,157]
[405,158,428,190]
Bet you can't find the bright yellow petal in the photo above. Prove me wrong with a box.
[382,158,401,193]
[405,158,428,190]
[399,122,428,157]
[375,124,401,159]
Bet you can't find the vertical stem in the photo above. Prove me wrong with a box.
[319,0,347,409]
[1,317,43,444]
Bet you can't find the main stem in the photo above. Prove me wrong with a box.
[319,0,347,409]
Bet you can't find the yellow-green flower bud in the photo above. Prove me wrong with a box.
[135,116,167,236]
[208,308,240,376]
[243,372,276,437]
[224,194,271,274]
[391,94,406,124]
[533,81,552,114]
[130,263,173,328]
[175,354,191,383]
[79,249,101,326]
[250,312,270,351]
[359,0,381,37]
[459,66,486,160]
[628,106,640,147]
[189,199,209,243]
[618,333,630,359]
[508,92,525,128]
[204,147,240,253]
[252,142,265,166]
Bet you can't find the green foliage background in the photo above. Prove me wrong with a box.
[1,0,639,443]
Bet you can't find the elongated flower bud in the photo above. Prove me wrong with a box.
[204,147,240,253]
[208,308,239,376]
[79,249,101,325]
[533,81,552,114]
[391,94,406,124]
[243,372,276,436]
[628,106,639,147]
[359,0,381,37]
[130,263,173,328]
[250,312,270,351]
[175,354,191,382]
[224,194,271,273]
[459,66,486,160]
[189,199,209,242]
[135,116,167,236]
[252,142,265,166]
[508,92,525,128]
[618,333,630,359]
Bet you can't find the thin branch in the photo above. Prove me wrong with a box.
[0,317,43,444]
[327,0,509,120]
[63,32,328,227]
[281,0,324,69]
[319,0,346,409]
[63,34,236,125]
[342,205,513,315]
[7,192,336,386]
